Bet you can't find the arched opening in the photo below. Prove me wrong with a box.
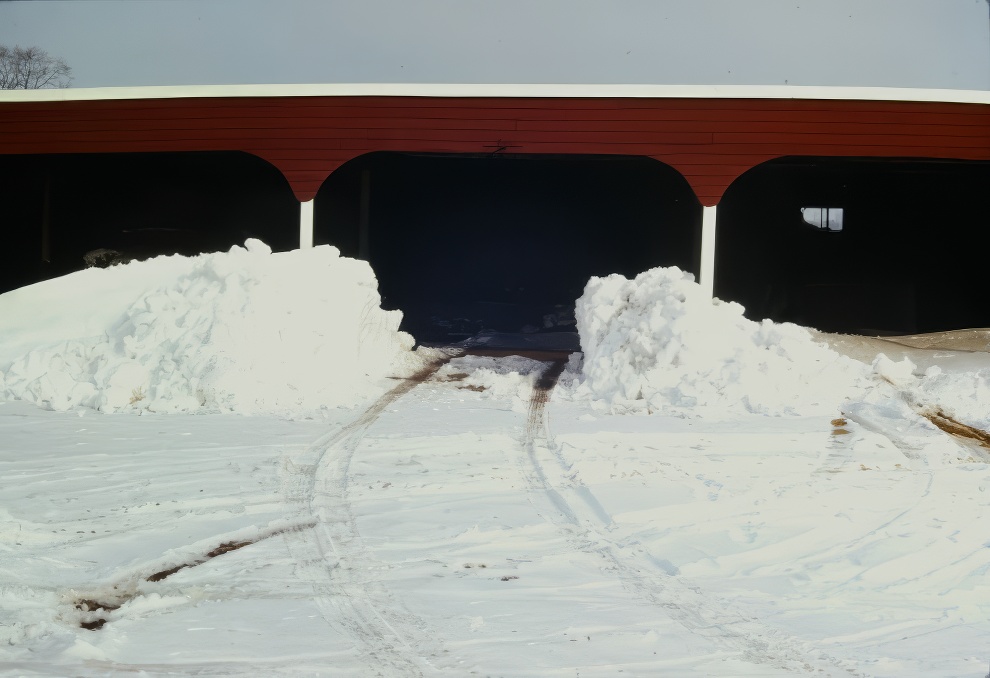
[716,157,990,335]
[0,151,298,294]
[315,152,700,345]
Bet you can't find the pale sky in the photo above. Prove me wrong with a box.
[0,0,988,90]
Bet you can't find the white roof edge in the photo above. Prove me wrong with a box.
[1,83,989,105]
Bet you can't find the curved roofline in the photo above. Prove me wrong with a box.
[2,82,989,105]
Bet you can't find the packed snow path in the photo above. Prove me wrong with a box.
[523,358,857,675]
[2,350,989,676]
[3,244,989,676]
[281,352,461,676]
[276,352,983,676]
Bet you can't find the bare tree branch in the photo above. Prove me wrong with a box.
[0,44,72,89]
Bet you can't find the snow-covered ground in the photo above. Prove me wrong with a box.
[1,244,989,677]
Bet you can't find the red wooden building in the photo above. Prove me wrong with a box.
[2,84,989,335]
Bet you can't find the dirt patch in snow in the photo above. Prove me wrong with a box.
[71,525,314,631]
[528,358,568,436]
[144,539,254,583]
[922,409,990,448]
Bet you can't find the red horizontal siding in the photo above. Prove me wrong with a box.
[1,95,989,205]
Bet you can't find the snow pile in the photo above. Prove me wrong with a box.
[569,266,871,416]
[871,353,919,389]
[0,240,416,414]
[874,354,990,431]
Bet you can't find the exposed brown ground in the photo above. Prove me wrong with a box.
[811,328,990,365]
[816,328,990,451]
[868,329,990,352]
[921,409,990,449]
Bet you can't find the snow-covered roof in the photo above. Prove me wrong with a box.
[2,83,990,105]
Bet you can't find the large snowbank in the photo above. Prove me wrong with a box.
[0,240,417,414]
[568,266,872,416]
[2,244,985,428]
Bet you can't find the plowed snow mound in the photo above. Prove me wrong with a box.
[568,266,871,416]
[0,240,416,414]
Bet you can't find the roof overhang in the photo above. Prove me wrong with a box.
[2,83,989,105]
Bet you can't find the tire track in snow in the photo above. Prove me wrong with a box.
[61,520,319,633]
[281,351,459,677]
[521,358,863,677]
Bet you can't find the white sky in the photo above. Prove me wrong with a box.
[0,0,988,89]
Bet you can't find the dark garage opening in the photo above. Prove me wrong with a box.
[0,151,298,294]
[716,157,990,335]
[316,152,700,345]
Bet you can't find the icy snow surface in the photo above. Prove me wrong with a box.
[1,247,990,677]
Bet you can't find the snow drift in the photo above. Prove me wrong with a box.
[873,353,990,431]
[569,266,871,416]
[0,240,416,414]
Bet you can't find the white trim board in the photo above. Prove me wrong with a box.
[2,83,989,105]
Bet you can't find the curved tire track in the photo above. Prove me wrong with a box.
[522,358,862,677]
[281,352,458,676]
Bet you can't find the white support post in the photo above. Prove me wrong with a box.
[358,169,371,260]
[299,199,314,250]
[699,204,718,300]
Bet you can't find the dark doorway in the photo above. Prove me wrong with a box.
[0,151,298,294]
[316,152,700,345]
[716,157,990,335]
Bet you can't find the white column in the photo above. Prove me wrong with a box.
[299,199,314,250]
[699,204,718,300]
[358,169,371,260]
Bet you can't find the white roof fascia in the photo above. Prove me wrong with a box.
[1,83,989,105]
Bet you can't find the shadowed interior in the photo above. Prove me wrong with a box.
[716,157,990,335]
[316,152,700,344]
[3,151,986,342]
[0,151,298,293]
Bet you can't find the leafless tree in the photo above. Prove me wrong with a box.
[0,44,72,89]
